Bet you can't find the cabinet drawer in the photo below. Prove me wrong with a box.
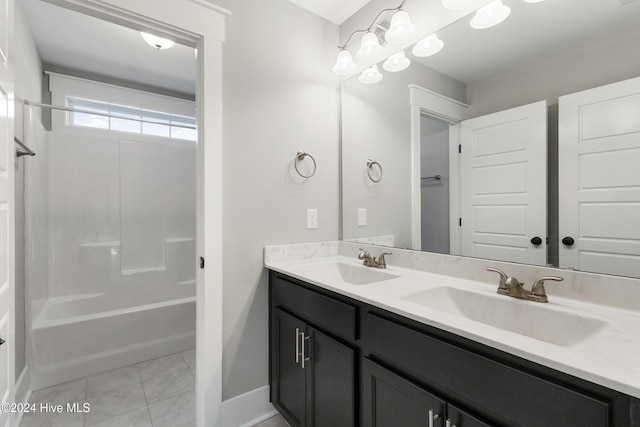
[363,312,610,427]
[272,274,357,341]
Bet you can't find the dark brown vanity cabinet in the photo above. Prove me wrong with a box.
[269,271,633,427]
[270,275,356,427]
[363,358,491,427]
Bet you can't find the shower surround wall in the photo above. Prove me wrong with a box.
[26,76,196,389]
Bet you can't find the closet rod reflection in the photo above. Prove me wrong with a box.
[24,100,196,130]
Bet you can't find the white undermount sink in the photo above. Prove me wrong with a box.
[293,261,398,285]
[402,287,610,348]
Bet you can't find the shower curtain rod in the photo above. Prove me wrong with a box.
[24,100,197,130]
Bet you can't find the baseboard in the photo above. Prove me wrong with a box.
[222,385,278,427]
[14,366,32,427]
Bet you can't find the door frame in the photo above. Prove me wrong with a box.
[44,1,228,425]
[409,85,469,252]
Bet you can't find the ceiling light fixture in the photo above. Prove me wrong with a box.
[140,32,175,50]
[412,33,444,57]
[470,0,511,29]
[383,50,411,72]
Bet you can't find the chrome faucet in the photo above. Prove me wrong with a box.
[486,267,563,303]
[358,248,392,269]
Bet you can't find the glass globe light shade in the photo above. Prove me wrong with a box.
[383,50,411,72]
[356,32,385,62]
[332,50,358,76]
[384,11,418,44]
[358,65,383,85]
[412,34,444,57]
[470,0,511,29]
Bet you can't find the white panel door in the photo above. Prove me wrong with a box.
[460,101,547,266]
[0,0,15,426]
[559,76,640,278]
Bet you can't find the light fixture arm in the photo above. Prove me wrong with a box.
[337,0,408,50]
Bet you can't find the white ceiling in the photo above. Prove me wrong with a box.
[20,0,640,98]
[413,0,640,84]
[285,0,372,25]
[21,0,197,96]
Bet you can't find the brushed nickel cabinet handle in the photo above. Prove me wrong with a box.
[295,328,300,364]
[301,334,310,369]
[429,409,440,427]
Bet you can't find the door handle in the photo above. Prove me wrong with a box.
[0,337,4,346]
[530,236,543,245]
[562,236,575,246]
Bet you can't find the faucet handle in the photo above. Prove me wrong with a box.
[377,252,392,267]
[358,248,370,260]
[486,267,508,290]
[531,276,564,297]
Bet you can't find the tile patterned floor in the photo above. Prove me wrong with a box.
[252,414,290,427]
[21,349,196,427]
[21,349,288,427]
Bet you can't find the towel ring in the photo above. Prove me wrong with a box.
[367,159,383,183]
[295,151,316,178]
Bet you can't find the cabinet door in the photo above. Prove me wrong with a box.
[363,358,445,427]
[272,308,307,427]
[446,404,492,427]
[310,328,355,427]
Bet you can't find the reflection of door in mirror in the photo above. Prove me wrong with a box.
[559,76,640,279]
[420,115,450,254]
[459,101,548,267]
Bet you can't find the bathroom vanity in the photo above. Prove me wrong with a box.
[266,242,640,427]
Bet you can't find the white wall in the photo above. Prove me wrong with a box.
[467,25,640,117]
[214,0,340,400]
[13,0,43,392]
[44,74,196,299]
[341,62,464,247]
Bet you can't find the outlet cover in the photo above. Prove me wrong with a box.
[357,208,367,226]
[307,209,318,229]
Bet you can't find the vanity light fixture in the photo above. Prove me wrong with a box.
[140,32,175,50]
[358,65,383,84]
[470,0,511,29]
[332,0,414,80]
[383,50,411,72]
[356,32,386,62]
[412,33,444,57]
[384,10,418,44]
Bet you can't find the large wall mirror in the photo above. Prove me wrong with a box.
[341,0,640,279]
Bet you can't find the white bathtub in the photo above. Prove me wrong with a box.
[29,282,195,390]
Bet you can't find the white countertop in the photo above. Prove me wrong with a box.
[265,251,640,399]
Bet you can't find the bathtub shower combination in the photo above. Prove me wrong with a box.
[24,108,196,390]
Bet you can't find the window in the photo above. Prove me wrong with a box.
[68,97,196,141]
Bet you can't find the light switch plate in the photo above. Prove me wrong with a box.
[307,209,318,229]
[357,208,367,226]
